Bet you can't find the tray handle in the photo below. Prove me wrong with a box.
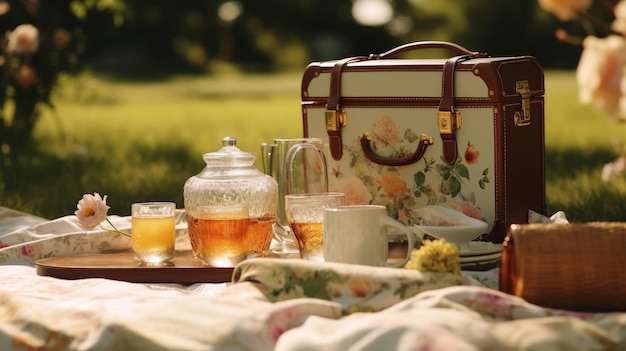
[359,133,434,166]
[370,41,484,59]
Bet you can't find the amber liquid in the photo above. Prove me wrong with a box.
[289,222,324,261]
[245,216,275,255]
[187,215,276,265]
[187,215,248,267]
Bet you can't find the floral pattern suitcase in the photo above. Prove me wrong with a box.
[301,41,545,242]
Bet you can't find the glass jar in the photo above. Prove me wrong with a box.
[183,136,278,261]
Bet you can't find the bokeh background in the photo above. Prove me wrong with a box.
[60,0,586,73]
[3,0,626,221]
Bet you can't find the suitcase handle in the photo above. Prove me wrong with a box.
[359,133,434,167]
[370,41,484,59]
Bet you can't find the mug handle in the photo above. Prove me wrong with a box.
[380,215,415,268]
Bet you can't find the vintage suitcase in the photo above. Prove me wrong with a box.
[301,41,545,242]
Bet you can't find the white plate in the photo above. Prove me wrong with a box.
[459,252,501,264]
[414,206,489,245]
[460,252,502,271]
[458,242,503,257]
[460,255,501,271]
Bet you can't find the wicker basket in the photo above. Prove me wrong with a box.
[500,222,626,312]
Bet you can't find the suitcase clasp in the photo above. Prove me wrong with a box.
[437,110,461,134]
[515,80,531,127]
[325,110,347,132]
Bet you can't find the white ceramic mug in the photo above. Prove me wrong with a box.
[323,205,415,267]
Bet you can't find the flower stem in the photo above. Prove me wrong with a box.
[101,218,132,237]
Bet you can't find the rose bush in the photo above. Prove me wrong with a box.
[0,0,126,172]
[540,0,626,179]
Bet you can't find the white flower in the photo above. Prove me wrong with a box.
[612,1,626,36]
[601,155,626,181]
[576,35,626,122]
[75,193,110,229]
[75,193,131,236]
[6,24,39,55]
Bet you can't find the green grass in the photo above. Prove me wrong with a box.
[543,71,626,221]
[2,70,626,222]
[1,73,304,218]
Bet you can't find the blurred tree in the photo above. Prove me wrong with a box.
[84,0,577,75]
[0,0,126,184]
[407,0,582,67]
[86,0,410,74]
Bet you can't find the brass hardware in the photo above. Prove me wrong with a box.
[325,111,338,132]
[488,90,494,97]
[325,110,347,132]
[515,80,531,126]
[473,68,479,75]
[339,110,347,127]
[303,91,308,98]
[419,134,434,145]
[514,111,531,127]
[438,110,461,134]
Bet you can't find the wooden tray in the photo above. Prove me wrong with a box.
[36,251,234,284]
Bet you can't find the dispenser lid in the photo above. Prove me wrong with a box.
[202,136,256,167]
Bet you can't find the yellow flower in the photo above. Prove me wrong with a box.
[75,193,130,237]
[405,239,461,275]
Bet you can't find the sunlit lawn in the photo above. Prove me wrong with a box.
[3,70,626,222]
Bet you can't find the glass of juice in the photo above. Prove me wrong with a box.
[186,204,249,267]
[131,202,176,264]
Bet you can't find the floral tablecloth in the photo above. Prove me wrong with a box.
[1,206,626,350]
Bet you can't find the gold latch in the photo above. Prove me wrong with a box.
[325,110,347,132]
[515,80,531,127]
[438,110,461,134]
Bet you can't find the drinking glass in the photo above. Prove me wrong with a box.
[284,192,344,261]
[131,202,176,264]
[261,138,328,255]
[186,204,249,267]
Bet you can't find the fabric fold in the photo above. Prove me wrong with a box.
[232,258,462,314]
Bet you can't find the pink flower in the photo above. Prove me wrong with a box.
[333,176,372,205]
[21,244,35,258]
[75,193,111,229]
[266,308,294,343]
[6,24,39,55]
[371,115,402,148]
[538,0,592,21]
[576,35,626,122]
